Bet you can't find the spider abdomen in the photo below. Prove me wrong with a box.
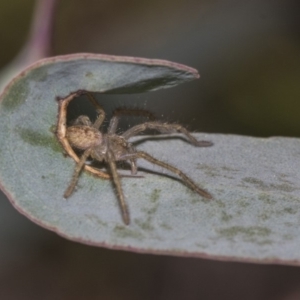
[66,125,102,150]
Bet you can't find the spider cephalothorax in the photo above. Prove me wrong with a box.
[59,92,213,225]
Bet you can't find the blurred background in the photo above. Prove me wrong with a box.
[0,0,300,299]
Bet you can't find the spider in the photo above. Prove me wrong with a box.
[58,92,213,225]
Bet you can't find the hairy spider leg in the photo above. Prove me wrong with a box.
[64,148,93,198]
[106,149,130,225]
[85,93,106,129]
[107,108,155,134]
[126,142,138,175]
[122,122,213,147]
[120,151,212,199]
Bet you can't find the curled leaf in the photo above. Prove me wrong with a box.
[1,53,299,266]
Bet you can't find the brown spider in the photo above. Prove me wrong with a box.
[58,92,213,225]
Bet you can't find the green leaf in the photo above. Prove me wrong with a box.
[1,53,299,266]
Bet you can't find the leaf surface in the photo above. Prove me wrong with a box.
[0,53,299,266]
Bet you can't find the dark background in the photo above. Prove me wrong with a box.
[0,0,300,299]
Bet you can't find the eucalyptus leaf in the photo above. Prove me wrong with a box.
[0,53,299,266]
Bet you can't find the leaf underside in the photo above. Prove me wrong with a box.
[0,53,299,266]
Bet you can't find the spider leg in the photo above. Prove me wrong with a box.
[122,121,213,147]
[64,148,93,198]
[119,151,212,199]
[84,93,106,129]
[108,108,155,134]
[129,159,137,175]
[107,150,130,225]
[126,142,138,175]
